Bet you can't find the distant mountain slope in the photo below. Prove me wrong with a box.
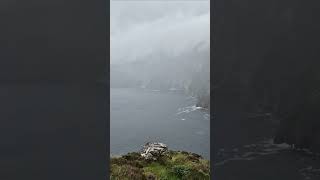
[111,43,210,108]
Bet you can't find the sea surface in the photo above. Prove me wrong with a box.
[110,88,210,159]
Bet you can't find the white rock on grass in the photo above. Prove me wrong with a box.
[140,142,168,160]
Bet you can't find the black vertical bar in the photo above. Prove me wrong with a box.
[0,0,109,179]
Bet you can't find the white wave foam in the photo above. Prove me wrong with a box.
[176,105,203,115]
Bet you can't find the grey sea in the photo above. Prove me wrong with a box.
[110,88,210,159]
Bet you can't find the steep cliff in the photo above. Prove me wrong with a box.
[111,45,210,108]
[213,0,320,152]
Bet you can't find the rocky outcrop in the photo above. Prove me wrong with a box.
[140,142,168,160]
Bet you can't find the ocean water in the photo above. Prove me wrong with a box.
[110,88,210,159]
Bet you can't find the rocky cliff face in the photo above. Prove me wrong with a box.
[213,0,320,152]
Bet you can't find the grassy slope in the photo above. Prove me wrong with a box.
[110,150,210,180]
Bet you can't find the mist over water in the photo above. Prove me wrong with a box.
[110,1,210,157]
[111,1,209,94]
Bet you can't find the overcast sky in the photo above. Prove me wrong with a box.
[110,0,210,65]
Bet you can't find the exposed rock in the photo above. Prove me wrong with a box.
[140,142,168,160]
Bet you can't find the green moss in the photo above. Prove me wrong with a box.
[110,150,210,180]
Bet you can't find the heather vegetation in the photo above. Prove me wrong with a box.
[110,151,210,180]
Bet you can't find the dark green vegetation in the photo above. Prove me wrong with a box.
[110,151,210,180]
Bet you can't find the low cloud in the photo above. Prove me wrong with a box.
[111,1,210,65]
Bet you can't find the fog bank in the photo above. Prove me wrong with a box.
[111,1,210,108]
